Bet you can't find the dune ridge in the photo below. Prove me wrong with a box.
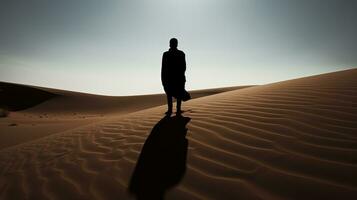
[0,82,249,149]
[0,81,251,114]
[0,68,357,199]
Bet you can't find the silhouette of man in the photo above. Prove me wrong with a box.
[161,38,187,115]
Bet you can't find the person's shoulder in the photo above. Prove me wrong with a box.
[163,51,169,57]
[177,50,185,56]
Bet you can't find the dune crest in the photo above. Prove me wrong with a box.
[0,82,248,149]
[0,68,357,199]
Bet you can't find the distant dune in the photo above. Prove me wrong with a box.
[0,82,250,149]
[0,68,357,199]
[0,82,251,115]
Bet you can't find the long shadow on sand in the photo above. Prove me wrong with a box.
[129,115,191,200]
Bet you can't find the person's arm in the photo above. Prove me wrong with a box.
[161,52,167,85]
[183,53,186,73]
[182,52,187,83]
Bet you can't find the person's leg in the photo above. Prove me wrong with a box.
[166,94,173,114]
[176,98,182,114]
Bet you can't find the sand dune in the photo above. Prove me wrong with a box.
[1,81,250,115]
[0,69,357,199]
[0,82,248,149]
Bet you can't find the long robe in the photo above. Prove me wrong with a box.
[161,48,186,99]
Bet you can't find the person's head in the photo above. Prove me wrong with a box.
[169,38,178,49]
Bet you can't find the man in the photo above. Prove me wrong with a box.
[161,38,187,115]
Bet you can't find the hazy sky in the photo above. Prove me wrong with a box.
[1,0,357,95]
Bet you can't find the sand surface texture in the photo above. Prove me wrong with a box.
[0,69,357,199]
[0,83,247,149]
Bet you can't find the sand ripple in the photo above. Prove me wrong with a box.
[1,69,357,199]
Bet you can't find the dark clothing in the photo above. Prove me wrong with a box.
[161,48,186,99]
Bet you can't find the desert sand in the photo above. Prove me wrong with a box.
[0,82,248,149]
[0,68,357,199]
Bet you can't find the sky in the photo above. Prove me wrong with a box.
[1,0,357,95]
